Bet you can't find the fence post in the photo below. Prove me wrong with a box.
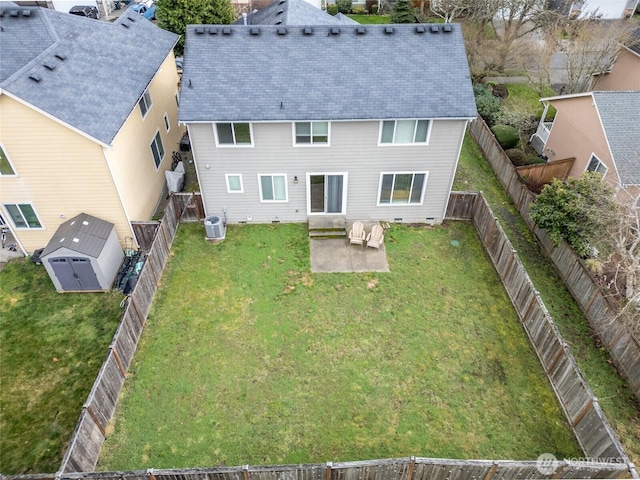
[109,347,127,379]
[243,465,250,480]
[84,404,106,437]
[482,462,498,480]
[407,457,415,480]
[326,462,332,480]
[147,468,156,480]
[571,398,594,428]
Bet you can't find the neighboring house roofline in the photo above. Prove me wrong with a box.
[1,89,110,148]
[540,91,593,102]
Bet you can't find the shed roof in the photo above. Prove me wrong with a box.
[0,3,178,146]
[179,23,476,123]
[42,213,115,258]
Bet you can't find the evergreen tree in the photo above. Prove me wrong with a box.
[390,0,414,23]
[156,0,236,55]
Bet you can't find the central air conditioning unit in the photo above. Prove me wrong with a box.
[204,215,226,240]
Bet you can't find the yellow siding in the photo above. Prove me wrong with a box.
[106,52,185,222]
[0,94,130,253]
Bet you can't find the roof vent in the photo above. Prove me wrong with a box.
[9,9,18,16]
[250,27,260,35]
[415,25,425,33]
[303,26,313,35]
[126,15,136,21]
[275,20,282,24]
[29,73,42,82]
[276,8,284,14]
[279,0,286,3]
[195,26,205,34]
[222,27,231,34]
[22,9,31,16]
[443,24,452,32]
[330,26,340,35]
[356,26,365,34]
[430,24,439,33]
[54,52,67,61]
[121,22,129,28]
[43,62,56,71]
[384,26,394,34]
[209,27,218,34]
[277,26,287,35]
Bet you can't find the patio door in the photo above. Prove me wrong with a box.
[308,173,347,214]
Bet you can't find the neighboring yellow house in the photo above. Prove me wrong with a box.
[0,4,183,255]
[530,91,640,208]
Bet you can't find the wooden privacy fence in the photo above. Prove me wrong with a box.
[468,117,640,402]
[57,195,189,473]
[52,456,636,480]
[464,193,631,467]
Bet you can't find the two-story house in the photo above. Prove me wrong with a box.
[531,91,640,207]
[591,27,640,91]
[178,19,476,226]
[0,4,182,254]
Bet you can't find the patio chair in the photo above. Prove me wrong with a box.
[366,225,385,249]
[348,221,366,247]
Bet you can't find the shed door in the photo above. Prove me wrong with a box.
[49,257,101,291]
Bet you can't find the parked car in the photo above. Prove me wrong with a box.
[129,1,156,20]
[68,5,99,19]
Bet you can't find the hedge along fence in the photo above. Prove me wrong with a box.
[468,117,640,403]
[57,195,189,474]
[469,193,632,467]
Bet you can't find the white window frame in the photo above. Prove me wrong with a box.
[586,153,607,175]
[0,144,17,177]
[139,88,153,119]
[258,174,288,203]
[293,121,330,146]
[214,122,254,147]
[377,172,428,206]
[175,92,180,108]
[150,130,165,169]
[225,174,244,193]
[163,113,170,133]
[3,202,43,229]
[378,119,432,146]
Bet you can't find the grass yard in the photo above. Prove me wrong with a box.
[504,84,556,121]
[347,14,390,23]
[454,134,640,463]
[98,221,579,470]
[0,259,122,474]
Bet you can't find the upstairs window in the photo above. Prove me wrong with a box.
[586,154,607,175]
[216,123,252,146]
[380,120,430,144]
[139,89,153,118]
[0,145,16,176]
[4,203,42,229]
[150,131,165,168]
[295,122,329,145]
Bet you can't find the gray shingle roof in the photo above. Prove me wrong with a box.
[234,0,347,26]
[179,23,476,123]
[0,4,178,145]
[42,213,114,257]
[593,91,640,186]
[627,27,640,56]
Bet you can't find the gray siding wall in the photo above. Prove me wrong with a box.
[188,119,467,224]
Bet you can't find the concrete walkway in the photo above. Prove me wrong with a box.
[310,238,389,273]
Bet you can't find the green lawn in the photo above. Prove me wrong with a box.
[505,83,556,121]
[454,133,640,464]
[347,14,390,23]
[98,221,579,470]
[0,260,122,474]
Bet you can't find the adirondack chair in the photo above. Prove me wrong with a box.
[348,221,366,247]
[366,224,385,249]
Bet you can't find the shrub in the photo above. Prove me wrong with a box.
[352,5,365,13]
[505,148,527,166]
[365,0,377,11]
[473,84,501,126]
[491,124,519,150]
[370,3,378,13]
[327,4,338,14]
[336,0,352,13]
[492,84,509,99]
[526,155,546,165]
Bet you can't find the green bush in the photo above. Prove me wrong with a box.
[366,0,377,12]
[352,5,365,13]
[473,84,501,126]
[370,3,378,13]
[491,124,519,150]
[526,155,546,165]
[327,4,338,14]
[505,148,526,166]
[336,0,352,13]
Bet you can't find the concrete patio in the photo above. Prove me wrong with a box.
[310,235,389,273]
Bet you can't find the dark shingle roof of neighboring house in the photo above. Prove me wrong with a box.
[234,0,347,25]
[627,27,640,56]
[179,23,476,123]
[42,213,114,258]
[593,91,640,186]
[0,4,178,146]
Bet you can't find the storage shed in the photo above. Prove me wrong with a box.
[42,213,124,292]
